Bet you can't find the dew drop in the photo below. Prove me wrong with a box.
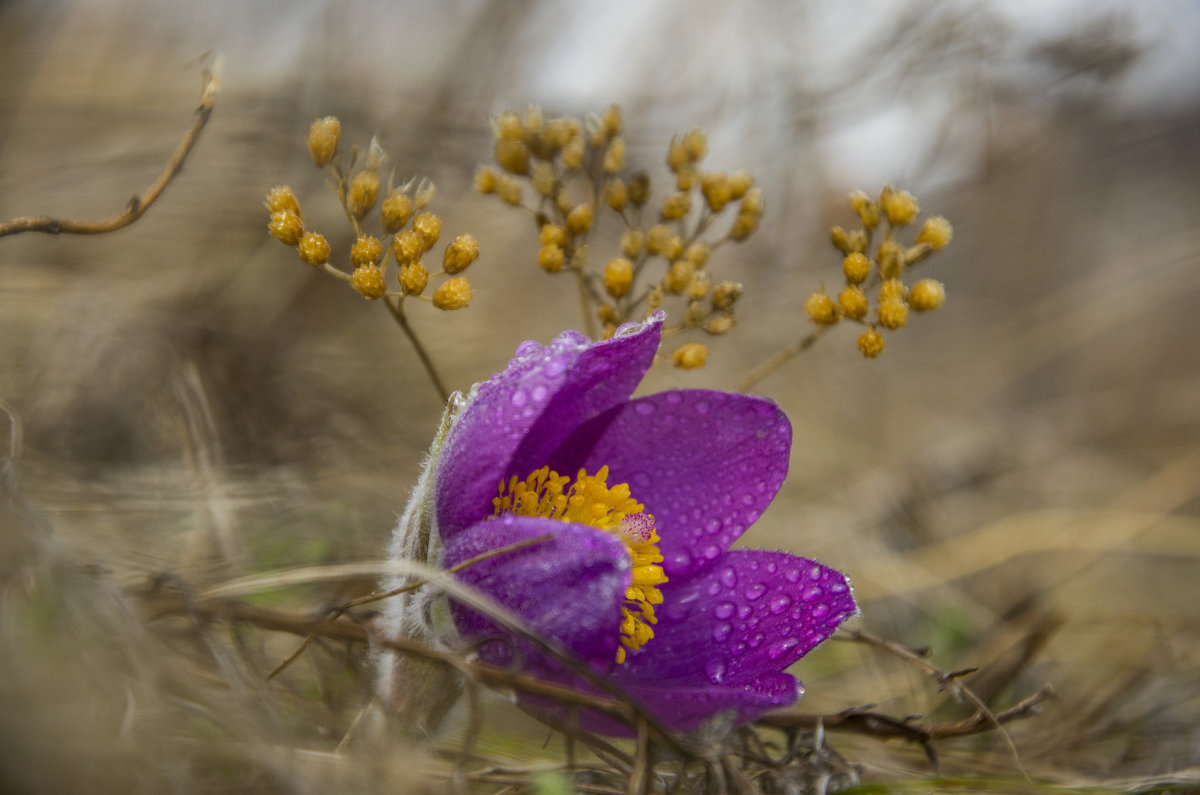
[704,655,728,684]
[510,389,528,407]
[766,637,800,661]
[802,586,823,602]
[712,623,733,644]
[741,494,754,506]
[730,642,747,657]
[745,583,767,601]
[809,565,823,580]
[714,601,736,620]
[737,605,752,619]
[634,401,656,415]
[811,604,830,619]
[719,567,738,588]
[747,633,765,649]
[706,581,721,597]
[666,392,683,405]
[828,582,848,594]
[514,340,541,360]
[784,568,801,583]
[694,399,710,414]
[705,518,721,535]
[769,595,793,614]
[544,357,566,377]
[702,544,720,560]
[765,561,778,575]
[633,472,651,488]
[531,384,548,402]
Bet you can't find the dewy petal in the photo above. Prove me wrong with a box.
[611,550,857,728]
[620,671,799,733]
[444,514,630,671]
[544,390,791,577]
[435,313,663,540]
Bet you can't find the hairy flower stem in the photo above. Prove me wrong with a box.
[384,297,450,403]
[575,268,597,339]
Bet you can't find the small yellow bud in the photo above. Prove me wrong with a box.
[849,190,880,230]
[531,161,557,197]
[442,233,480,274]
[566,204,593,235]
[545,117,574,149]
[628,171,651,206]
[540,223,567,248]
[495,139,530,175]
[838,285,869,320]
[846,229,868,253]
[664,260,695,294]
[523,104,544,135]
[495,175,522,205]
[667,136,689,171]
[672,342,709,370]
[351,235,384,268]
[432,276,473,310]
[682,128,707,161]
[605,179,629,212]
[831,225,851,253]
[878,298,909,329]
[857,328,885,358]
[728,211,759,241]
[306,116,341,167]
[603,137,626,174]
[350,266,387,300]
[647,284,664,311]
[474,165,497,194]
[915,216,953,250]
[661,191,692,221]
[602,104,623,137]
[675,164,698,191]
[908,279,946,311]
[843,252,871,284]
[877,238,904,279]
[562,136,585,171]
[265,185,300,216]
[399,261,429,295]
[412,178,435,209]
[554,192,573,214]
[268,210,304,246]
[878,278,908,303]
[711,281,743,310]
[298,231,330,266]
[684,299,708,327]
[347,171,380,220]
[494,110,524,142]
[412,212,441,251]
[393,229,423,265]
[603,257,634,298]
[597,302,619,325]
[663,233,684,261]
[645,225,670,257]
[880,185,920,226]
[740,187,764,216]
[686,271,712,300]
[381,191,414,233]
[684,243,710,268]
[620,228,644,258]
[727,170,754,199]
[538,244,565,272]
[804,292,839,325]
[706,314,735,335]
[700,173,732,212]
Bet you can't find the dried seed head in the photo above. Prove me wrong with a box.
[298,231,330,266]
[494,110,524,142]
[728,211,759,241]
[672,342,709,370]
[877,238,904,279]
[665,260,695,294]
[351,235,384,268]
[393,229,423,265]
[727,170,754,199]
[684,243,711,268]
[660,191,692,221]
[348,171,380,220]
[495,139,530,175]
[686,271,712,301]
[843,252,871,285]
[268,210,304,246]
[878,298,909,329]
[740,187,764,216]
[915,216,953,250]
[413,178,436,209]
[628,171,651,206]
[566,204,593,235]
[412,212,441,251]
[706,314,735,335]
[605,179,629,212]
[399,261,429,295]
[838,285,869,320]
[432,276,473,310]
[538,244,565,273]
[849,190,880,230]
[857,328,885,358]
[306,116,341,167]
[880,185,920,226]
[532,161,557,197]
[539,223,567,248]
[682,128,707,162]
[265,185,300,216]
[597,302,619,324]
[701,172,732,212]
[620,228,644,258]
[908,279,946,311]
[351,265,387,300]
[878,278,908,303]
[675,163,698,191]
[603,257,634,298]
[603,137,626,174]
[442,233,480,274]
[495,175,523,205]
[474,165,497,195]
[711,281,743,310]
[381,191,414,233]
[602,104,623,137]
[804,292,839,325]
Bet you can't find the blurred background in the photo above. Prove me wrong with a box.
[2,0,1199,791]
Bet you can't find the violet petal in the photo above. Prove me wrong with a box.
[436,315,662,540]
[445,514,630,671]
[544,390,791,577]
[620,670,801,733]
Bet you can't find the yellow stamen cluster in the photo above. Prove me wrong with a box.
[475,104,759,370]
[267,117,481,312]
[493,466,668,663]
[803,185,952,358]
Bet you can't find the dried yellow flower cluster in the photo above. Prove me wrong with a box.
[476,104,762,369]
[805,185,952,358]
[267,116,480,312]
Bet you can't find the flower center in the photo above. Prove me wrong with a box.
[492,465,668,663]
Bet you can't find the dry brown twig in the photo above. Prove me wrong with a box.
[0,57,219,238]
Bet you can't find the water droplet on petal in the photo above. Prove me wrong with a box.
[765,561,778,574]
[705,518,721,535]
[802,586,823,602]
[811,604,830,619]
[531,384,548,402]
[712,623,733,643]
[719,567,738,588]
[769,595,792,614]
[714,601,736,620]
[634,401,655,415]
[737,605,752,619]
[784,568,801,583]
[634,472,651,488]
[747,632,765,649]
[766,637,800,660]
[828,582,848,594]
[810,565,823,580]
[730,641,747,657]
[514,340,541,360]
[666,392,683,405]
[702,544,720,560]
[745,583,767,601]
[695,400,711,414]
[706,581,722,596]
[705,655,727,683]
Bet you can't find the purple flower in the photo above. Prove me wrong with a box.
[387,312,857,736]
